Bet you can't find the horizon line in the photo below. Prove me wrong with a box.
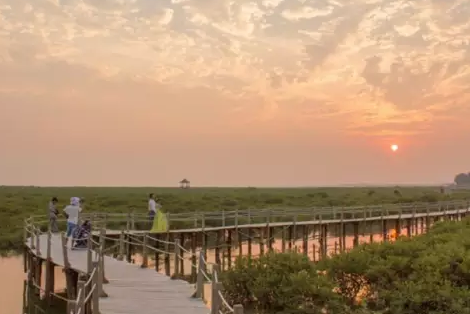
[0,184,449,188]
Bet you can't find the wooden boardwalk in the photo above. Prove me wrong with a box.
[23,201,469,314]
[25,234,209,314]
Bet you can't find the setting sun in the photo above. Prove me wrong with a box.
[391,144,399,152]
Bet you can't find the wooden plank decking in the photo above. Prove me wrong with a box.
[26,234,209,314]
[99,208,468,235]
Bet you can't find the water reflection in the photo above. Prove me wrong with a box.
[0,256,24,314]
[0,255,67,314]
[22,280,67,314]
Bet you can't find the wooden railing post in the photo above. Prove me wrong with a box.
[75,280,85,314]
[30,227,35,250]
[166,213,171,231]
[23,219,28,244]
[61,233,70,268]
[164,233,171,276]
[126,211,131,230]
[234,304,244,314]
[99,229,108,284]
[35,229,41,256]
[103,213,108,229]
[173,239,180,277]
[87,235,93,274]
[95,255,108,298]
[235,209,239,227]
[195,250,205,298]
[211,277,222,314]
[99,229,105,250]
[118,230,125,261]
[92,263,100,313]
[141,233,148,268]
[67,300,76,314]
[131,211,136,230]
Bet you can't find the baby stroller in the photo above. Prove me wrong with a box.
[73,220,92,249]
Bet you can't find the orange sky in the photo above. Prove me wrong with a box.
[0,0,469,186]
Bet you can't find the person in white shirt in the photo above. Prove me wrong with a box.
[148,193,161,223]
[63,197,82,246]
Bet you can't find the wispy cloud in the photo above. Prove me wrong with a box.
[1,0,470,137]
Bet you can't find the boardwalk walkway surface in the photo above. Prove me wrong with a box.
[25,234,209,314]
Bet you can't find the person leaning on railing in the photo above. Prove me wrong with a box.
[48,197,59,233]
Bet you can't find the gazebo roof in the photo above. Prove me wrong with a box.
[180,179,190,183]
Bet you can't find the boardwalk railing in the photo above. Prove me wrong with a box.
[25,200,470,233]
[24,221,107,314]
[24,221,245,314]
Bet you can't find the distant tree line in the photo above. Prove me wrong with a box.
[454,172,470,185]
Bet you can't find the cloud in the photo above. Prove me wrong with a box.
[1,0,470,137]
[281,5,335,21]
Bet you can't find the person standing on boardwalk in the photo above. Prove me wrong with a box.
[148,193,162,223]
[49,197,59,232]
[63,197,82,247]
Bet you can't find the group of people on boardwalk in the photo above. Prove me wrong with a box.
[48,193,165,248]
[48,196,83,248]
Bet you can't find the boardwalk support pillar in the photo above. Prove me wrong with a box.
[353,222,359,247]
[34,258,43,296]
[302,226,309,255]
[142,233,149,268]
[320,224,328,259]
[44,231,55,305]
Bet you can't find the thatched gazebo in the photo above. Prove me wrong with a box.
[179,179,190,189]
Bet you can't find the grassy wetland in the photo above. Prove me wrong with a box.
[1,185,469,252]
[2,185,470,314]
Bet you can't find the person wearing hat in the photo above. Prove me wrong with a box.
[63,197,82,247]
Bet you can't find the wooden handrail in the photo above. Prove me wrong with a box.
[22,200,470,234]
[66,232,106,314]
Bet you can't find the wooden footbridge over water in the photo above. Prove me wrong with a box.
[23,200,469,314]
